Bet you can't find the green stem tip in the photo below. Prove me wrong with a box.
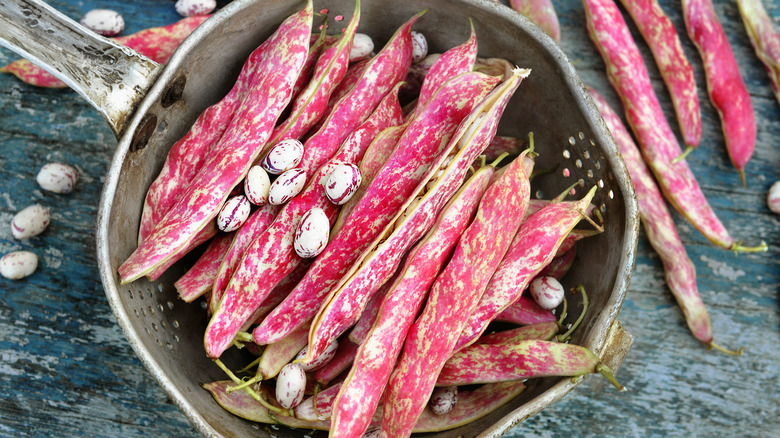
[557,285,589,342]
[708,341,744,356]
[730,240,768,254]
[596,363,626,392]
[671,145,694,164]
[213,359,289,416]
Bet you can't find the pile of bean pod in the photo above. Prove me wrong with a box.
[118,1,624,436]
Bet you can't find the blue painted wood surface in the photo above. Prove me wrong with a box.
[0,0,778,437]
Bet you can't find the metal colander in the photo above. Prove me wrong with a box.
[1,0,638,436]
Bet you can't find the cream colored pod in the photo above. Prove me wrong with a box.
[217,195,251,232]
[275,363,306,409]
[244,165,271,205]
[262,139,304,175]
[294,207,329,258]
[80,9,124,36]
[325,162,362,205]
[36,162,79,194]
[350,33,374,62]
[268,168,307,205]
[0,251,38,280]
[175,0,217,17]
[529,276,565,310]
[11,204,51,239]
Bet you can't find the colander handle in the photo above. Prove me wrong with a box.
[599,320,633,372]
[0,0,161,138]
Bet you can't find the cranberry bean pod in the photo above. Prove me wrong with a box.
[328,160,496,438]
[583,0,755,252]
[509,0,561,43]
[1,16,209,88]
[253,72,498,348]
[538,244,577,280]
[454,186,596,352]
[257,322,311,379]
[173,231,234,302]
[294,381,343,421]
[308,58,371,135]
[246,259,314,329]
[619,0,701,153]
[436,339,624,391]
[588,87,718,347]
[495,295,557,325]
[738,0,780,105]
[294,12,422,177]
[266,3,361,146]
[381,148,533,438]
[477,321,560,345]
[682,0,756,184]
[298,69,526,366]
[204,85,404,358]
[143,222,218,281]
[118,3,313,283]
[347,280,392,345]
[482,135,525,161]
[313,339,360,386]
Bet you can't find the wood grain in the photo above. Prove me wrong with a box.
[0,0,778,437]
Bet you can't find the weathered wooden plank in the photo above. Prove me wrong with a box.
[0,0,778,437]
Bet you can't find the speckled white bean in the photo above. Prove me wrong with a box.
[429,386,458,415]
[325,162,362,205]
[262,139,304,175]
[363,429,381,438]
[425,155,455,192]
[767,181,780,214]
[217,195,251,232]
[175,0,217,17]
[0,251,38,280]
[80,9,124,36]
[36,162,79,194]
[268,168,307,205]
[244,165,271,206]
[457,113,486,150]
[529,276,565,310]
[293,207,330,258]
[411,31,428,63]
[275,363,306,409]
[350,33,374,62]
[295,339,338,371]
[11,205,50,240]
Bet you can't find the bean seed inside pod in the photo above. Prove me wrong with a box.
[80,9,125,36]
[350,33,374,62]
[325,162,362,205]
[429,386,458,415]
[295,339,339,371]
[36,162,79,194]
[457,113,486,150]
[294,207,330,258]
[217,195,251,232]
[175,0,216,17]
[244,165,271,205]
[262,138,304,175]
[0,251,38,280]
[11,204,51,239]
[268,168,307,205]
[276,363,306,409]
[529,276,565,310]
[411,31,428,63]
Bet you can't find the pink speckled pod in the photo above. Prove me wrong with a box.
[738,0,780,106]
[477,321,560,345]
[509,0,560,42]
[174,231,235,302]
[313,338,360,386]
[619,0,701,152]
[258,323,311,380]
[495,295,557,326]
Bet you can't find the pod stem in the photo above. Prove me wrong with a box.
[730,240,768,253]
[557,297,569,328]
[214,359,288,416]
[738,169,746,188]
[237,356,263,374]
[226,375,263,394]
[557,285,589,342]
[595,362,626,392]
[672,145,694,164]
[235,330,254,343]
[708,341,744,356]
[489,152,510,168]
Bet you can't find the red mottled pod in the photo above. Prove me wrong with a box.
[436,339,624,391]
[477,321,560,345]
[738,0,780,106]
[682,0,756,183]
[127,2,312,263]
[538,245,577,280]
[454,186,596,352]
[294,382,343,421]
[381,145,533,438]
[483,135,524,161]
[313,339,360,386]
[258,323,311,380]
[619,0,701,153]
[583,0,761,252]
[495,295,557,326]
[294,207,330,258]
[144,223,218,281]
[325,162,362,205]
[174,231,235,302]
[217,195,251,232]
[262,139,304,175]
[509,0,561,42]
